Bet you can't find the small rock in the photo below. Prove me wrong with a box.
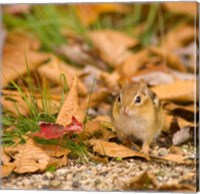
[44,172,53,179]
[150,149,158,156]
[72,181,80,188]
[50,180,60,187]
[158,148,169,156]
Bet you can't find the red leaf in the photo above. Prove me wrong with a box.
[65,116,83,132]
[32,116,83,140]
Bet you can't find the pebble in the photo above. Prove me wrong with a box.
[44,172,53,179]
[158,148,169,156]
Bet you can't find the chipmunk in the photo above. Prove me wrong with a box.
[112,80,165,154]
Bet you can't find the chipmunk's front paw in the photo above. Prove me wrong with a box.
[141,143,150,155]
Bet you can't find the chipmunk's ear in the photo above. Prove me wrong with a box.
[140,79,147,87]
[140,79,148,96]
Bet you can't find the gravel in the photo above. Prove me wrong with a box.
[1,144,196,191]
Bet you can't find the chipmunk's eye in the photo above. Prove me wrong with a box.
[117,95,121,103]
[135,96,141,104]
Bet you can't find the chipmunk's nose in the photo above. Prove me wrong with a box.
[121,106,130,116]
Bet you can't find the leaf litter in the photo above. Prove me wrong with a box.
[1,2,197,191]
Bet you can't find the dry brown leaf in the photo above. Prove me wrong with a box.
[124,171,158,190]
[76,4,129,25]
[158,182,196,192]
[1,147,11,164]
[119,51,149,77]
[56,77,85,126]
[163,101,196,113]
[0,95,29,116]
[37,144,71,168]
[5,138,50,173]
[156,154,189,164]
[1,89,61,116]
[1,164,16,178]
[37,56,87,96]
[5,32,40,51]
[2,50,50,87]
[163,25,195,50]
[37,144,71,158]
[100,71,120,94]
[128,63,169,86]
[36,98,61,115]
[164,114,195,133]
[132,71,174,86]
[57,44,92,66]
[79,120,102,139]
[163,2,197,16]
[79,119,115,141]
[149,47,187,72]
[88,30,138,66]
[80,89,109,111]
[151,80,195,102]
[89,139,148,159]
[2,32,50,87]
[47,155,68,169]
[90,155,109,164]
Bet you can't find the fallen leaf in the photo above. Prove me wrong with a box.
[56,77,85,126]
[57,43,92,66]
[88,30,138,66]
[158,182,196,192]
[119,51,149,77]
[37,144,71,168]
[163,2,197,17]
[162,25,196,50]
[5,32,40,51]
[132,71,174,86]
[100,71,120,94]
[37,56,87,95]
[1,164,16,178]
[151,80,195,102]
[33,116,83,140]
[79,120,102,139]
[149,47,187,72]
[163,101,196,113]
[170,69,195,81]
[76,4,129,25]
[89,139,148,159]
[47,154,68,169]
[1,147,11,164]
[0,95,29,116]
[90,155,109,164]
[37,144,71,157]
[5,138,50,173]
[2,50,50,87]
[124,171,158,190]
[2,32,50,87]
[1,90,61,116]
[156,154,189,164]
[163,114,195,133]
[80,89,109,111]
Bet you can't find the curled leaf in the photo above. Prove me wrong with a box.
[89,139,148,160]
[56,77,85,126]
